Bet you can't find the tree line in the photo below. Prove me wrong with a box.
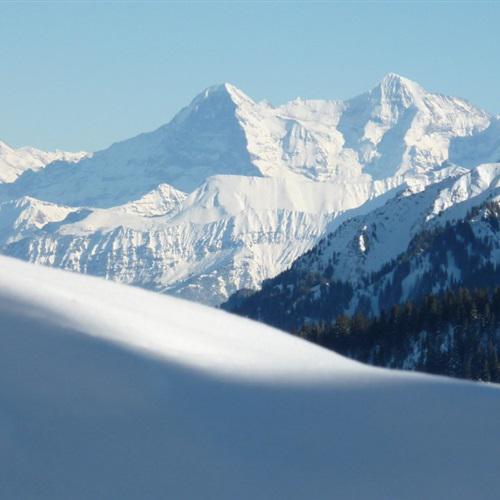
[298,287,500,382]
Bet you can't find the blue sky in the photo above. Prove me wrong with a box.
[1,1,499,152]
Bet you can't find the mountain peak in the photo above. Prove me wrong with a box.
[381,72,413,83]
[380,72,419,87]
[194,82,254,107]
[379,73,423,94]
[377,72,424,102]
[170,82,255,131]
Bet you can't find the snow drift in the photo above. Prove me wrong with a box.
[1,256,499,499]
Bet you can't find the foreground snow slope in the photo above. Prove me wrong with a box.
[1,257,499,500]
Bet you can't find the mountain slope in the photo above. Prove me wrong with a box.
[2,175,397,304]
[1,74,494,207]
[2,257,500,500]
[0,84,261,206]
[226,163,500,327]
[299,287,500,383]
[0,140,87,183]
[1,74,499,304]
[450,117,500,167]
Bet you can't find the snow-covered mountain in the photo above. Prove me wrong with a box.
[1,74,493,206]
[2,257,500,499]
[226,162,500,328]
[1,176,395,304]
[0,140,87,183]
[1,74,499,304]
[450,116,500,167]
[293,162,500,284]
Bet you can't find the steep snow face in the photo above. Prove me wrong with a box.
[336,73,490,179]
[226,73,491,185]
[2,257,500,500]
[1,84,260,206]
[0,140,88,183]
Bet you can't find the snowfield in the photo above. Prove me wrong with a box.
[1,257,500,499]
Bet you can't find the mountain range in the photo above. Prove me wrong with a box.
[1,73,500,305]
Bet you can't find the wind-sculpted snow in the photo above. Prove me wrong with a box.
[1,74,499,304]
[1,257,500,500]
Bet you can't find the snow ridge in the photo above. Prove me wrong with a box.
[0,140,88,183]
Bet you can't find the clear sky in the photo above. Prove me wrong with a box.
[1,1,499,152]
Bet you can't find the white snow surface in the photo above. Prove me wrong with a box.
[1,74,492,206]
[1,74,499,304]
[0,140,88,183]
[1,256,500,500]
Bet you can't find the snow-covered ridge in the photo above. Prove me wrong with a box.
[0,140,88,183]
[1,73,493,206]
[229,162,500,326]
[2,175,395,304]
[2,256,500,499]
[295,162,500,283]
[0,255,361,380]
[0,196,74,246]
[1,73,499,304]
